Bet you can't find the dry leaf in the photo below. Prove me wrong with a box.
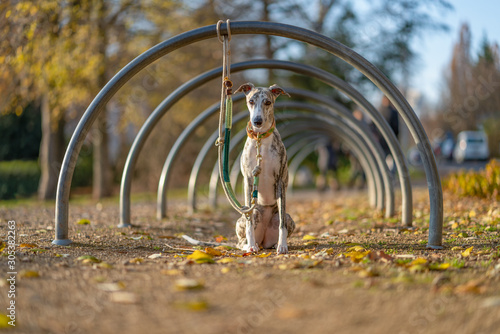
[77,255,101,264]
[173,299,208,311]
[187,251,215,264]
[76,219,91,225]
[110,292,137,304]
[302,235,317,240]
[204,247,222,256]
[217,258,236,264]
[175,278,204,291]
[461,246,474,257]
[19,270,40,278]
[19,243,38,248]
[148,253,162,259]
[347,245,366,252]
[255,252,272,258]
[343,250,371,263]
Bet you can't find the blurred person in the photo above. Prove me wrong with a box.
[316,140,341,192]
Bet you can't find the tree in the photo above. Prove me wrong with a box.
[437,23,500,140]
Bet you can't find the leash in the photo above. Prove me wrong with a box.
[215,20,262,217]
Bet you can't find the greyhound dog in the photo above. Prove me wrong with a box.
[234,83,295,254]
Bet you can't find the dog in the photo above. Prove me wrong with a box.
[234,83,295,254]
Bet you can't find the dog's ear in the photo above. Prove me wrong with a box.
[269,84,291,98]
[235,83,255,95]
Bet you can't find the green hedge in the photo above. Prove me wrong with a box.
[0,160,40,200]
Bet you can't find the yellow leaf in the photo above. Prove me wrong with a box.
[19,270,39,278]
[255,252,271,258]
[129,258,143,264]
[204,247,222,256]
[451,222,459,229]
[408,264,427,273]
[217,258,235,264]
[461,246,474,257]
[451,246,464,251]
[305,241,319,246]
[469,210,476,218]
[221,267,230,274]
[173,299,209,311]
[187,250,214,264]
[344,250,371,263]
[0,313,10,328]
[302,235,317,240]
[409,258,427,266]
[19,243,38,248]
[0,242,5,252]
[76,219,91,225]
[347,245,366,252]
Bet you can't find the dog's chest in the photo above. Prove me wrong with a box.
[241,133,286,205]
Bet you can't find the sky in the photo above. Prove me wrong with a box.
[413,0,500,105]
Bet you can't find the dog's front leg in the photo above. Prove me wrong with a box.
[276,180,288,254]
[244,176,259,253]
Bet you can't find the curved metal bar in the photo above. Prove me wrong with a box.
[278,92,393,217]
[188,111,249,212]
[54,21,441,248]
[199,112,383,213]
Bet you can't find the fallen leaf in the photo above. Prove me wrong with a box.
[451,246,464,251]
[255,252,272,258]
[214,235,228,243]
[77,255,101,263]
[148,253,162,259]
[409,258,427,266]
[343,250,371,263]
[55,253,70,258]
[429,263,451,271]
[19,270,40,278]
[187,250,214,264]
[461,246,474,257]
[0,313,10,328]
[204,247,222,256]
[19,243,38,248]
[347,245,366,252]
[0,242,6,252]
[175,278,204,291]
[128,258,143,264]
[302,235,317,240]
[76,219,91,225]
[304,241,319,246]
[457,232,469,238]
[217,258,236,264]
[221,267,230,274]
[95,262,113,269]
[455,279,485,294]
[173,299,209,311]
[469,210,477,218]
[110,292,137,304]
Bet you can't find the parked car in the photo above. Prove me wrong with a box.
[453,131,490,163]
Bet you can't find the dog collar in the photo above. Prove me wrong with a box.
[246,119,275,140]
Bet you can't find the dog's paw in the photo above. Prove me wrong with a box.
[276,245,288,255]
[244,244,259,253]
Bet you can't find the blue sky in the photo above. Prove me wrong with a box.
[413,0,500,104]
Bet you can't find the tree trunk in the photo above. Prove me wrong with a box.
[38,95,65,200]
[92,0,112,200]
[92,110,112,199]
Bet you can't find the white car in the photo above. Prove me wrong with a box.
[453,131,490,163]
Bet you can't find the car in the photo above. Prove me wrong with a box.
[453,131,490,163]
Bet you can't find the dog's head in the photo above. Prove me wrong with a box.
[235,83,290,133]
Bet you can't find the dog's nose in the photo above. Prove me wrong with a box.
[253,117,263,127]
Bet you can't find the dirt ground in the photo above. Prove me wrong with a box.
[1,187,499,334]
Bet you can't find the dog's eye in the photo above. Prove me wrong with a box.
[249,100,255,105]
[264,100,272,106]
